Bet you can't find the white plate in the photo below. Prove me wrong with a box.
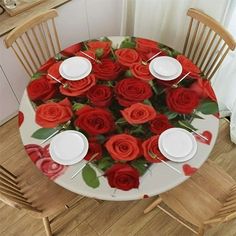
[158,128,197,162]
[149,56,182,81]
[59,56,92,81]
[49,130,89,165]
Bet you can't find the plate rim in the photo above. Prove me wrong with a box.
[149,56,182,81]
[158,128,198,162]
[49,130,89,165]
[59,56,92,81]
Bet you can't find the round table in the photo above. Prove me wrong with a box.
[19,36,219,201]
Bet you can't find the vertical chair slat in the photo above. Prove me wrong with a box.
[0,187,29,203]
[0,176,21,192]
[183,17,193,55]
[205,42,226,77]
[11,46,32,76]
[45,21,56,55]
[0,182,23,197]
[192,24,206,63]
[208,47,230,80]
[202,37,222,73]
[25,32,41,67]
[195,28,212,65]
[52,18,61,52]
[32,27,46,62]
[19,35,38,71]
[223,198,236,207]
[0,172,19,187]
[199,32,217,69]
[15,40,35,75]
[0,165,17,179]
[187,20,200,59]
[38,24,51,58]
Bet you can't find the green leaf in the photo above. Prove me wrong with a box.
[178,120,197,131]
[31,72,44,80]
[31,128,58,139]
[149,80,158,95]
[131,159,149,176]
[95,48,104,58]
[191,113,204,120]
[130,125,145,135]
[124,70,133,77]
[115,118,127,125]
[119,39,136,49]
[96,135,106,144]
[82,165,100,188]
[164,111,178,120]
[107,81,115,87]
[197,100,218,115]
[143,99,152,106]
[100,36,111,42]
[96,157,113,171]
[73,102,85,111]
[54,53,63,60]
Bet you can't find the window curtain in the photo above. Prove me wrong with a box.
[121,0,236,143]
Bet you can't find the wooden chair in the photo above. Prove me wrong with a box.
[4,9,61,77]
[0,163,84,236]
[144,120,236,235]
[183,8,236,80]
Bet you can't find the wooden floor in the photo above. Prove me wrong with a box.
[0,117,236,236]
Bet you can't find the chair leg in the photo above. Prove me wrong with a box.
[144,196,162,214]
[198,226,205,236]
[43,217,52,236]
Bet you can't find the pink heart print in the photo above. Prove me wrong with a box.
[183,164,198,176]
[194,130,212,145]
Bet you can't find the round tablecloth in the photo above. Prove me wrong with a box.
[19,36,219,201]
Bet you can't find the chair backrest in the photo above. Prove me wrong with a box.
[205,184,236,225]
[4,9,61,77]
[183,8,236,80]
[0,165,41,213]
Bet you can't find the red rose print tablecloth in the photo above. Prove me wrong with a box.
[19,36,219,201]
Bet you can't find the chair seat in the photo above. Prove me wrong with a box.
[17,161,82,218]
[160,160,235,227]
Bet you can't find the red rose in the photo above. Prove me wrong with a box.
[150,114,173,135]
[74,105,93,116]
[190,78,216,101]
[18,111,24,127]
[105,163,140,191]
[166,87,200,114]
[27,76,56,101]
[115,78,153,107]
[39,58,57,72]
[121,103,156,125]
[142,135,167,163]
[136,38,160,61]
[93,58,122,80]
[74,108,114,135]
[115,48,141,67]
[177,55,201,76]
[84,141,103,161]
[59,74,96,97]
[130,63,154,81]
[25,144,67,180]
[87,41,112,58]
[35,98,73,128]
[46,62,64,84]
[61,43,82,57]
[105,134,140,161]
[87,85,113,107]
